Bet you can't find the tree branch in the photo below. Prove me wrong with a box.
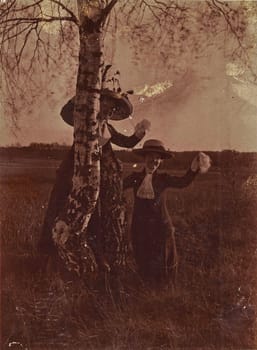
[100,0,118,24]
[9,0,43,13]
[0,15,78,25]
[51,0,79,25]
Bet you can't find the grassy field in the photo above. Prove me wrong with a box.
[1,158,257,349]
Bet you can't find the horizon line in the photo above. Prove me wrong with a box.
[1,144,257,153]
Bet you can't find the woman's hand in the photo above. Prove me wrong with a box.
[135,119,151,138]
[191,152,211,173]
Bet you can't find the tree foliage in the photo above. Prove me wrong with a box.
[1,1,256,125]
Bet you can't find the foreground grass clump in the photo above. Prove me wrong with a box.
[1,166,257,349]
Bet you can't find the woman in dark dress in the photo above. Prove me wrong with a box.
[39,89,149,278]
[123,139,211,287]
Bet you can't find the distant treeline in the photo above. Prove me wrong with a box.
[1,143,257,169]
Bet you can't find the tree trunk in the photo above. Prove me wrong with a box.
[52,1,106,277]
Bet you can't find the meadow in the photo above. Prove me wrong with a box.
[1,154,257,349]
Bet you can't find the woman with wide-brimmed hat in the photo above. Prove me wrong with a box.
[39,88,150,282]
[123,139,211,287]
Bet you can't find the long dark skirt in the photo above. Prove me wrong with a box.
[131,200,177,287]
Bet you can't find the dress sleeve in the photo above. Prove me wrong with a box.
[163,168,198,189]
[45,146,74,219]
[38,146,74,253]
[108,123,144,148]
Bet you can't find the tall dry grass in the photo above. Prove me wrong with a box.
[1,166,257,349]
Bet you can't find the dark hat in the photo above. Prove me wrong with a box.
[61,89,133,126]
[133,139,173,159]
[101,88,133,121]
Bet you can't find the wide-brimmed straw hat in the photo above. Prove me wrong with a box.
[101,88,133,121]
[61,89,133,126]
[133,139,173,159]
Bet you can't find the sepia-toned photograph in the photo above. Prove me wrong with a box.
[1,1,257,349]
